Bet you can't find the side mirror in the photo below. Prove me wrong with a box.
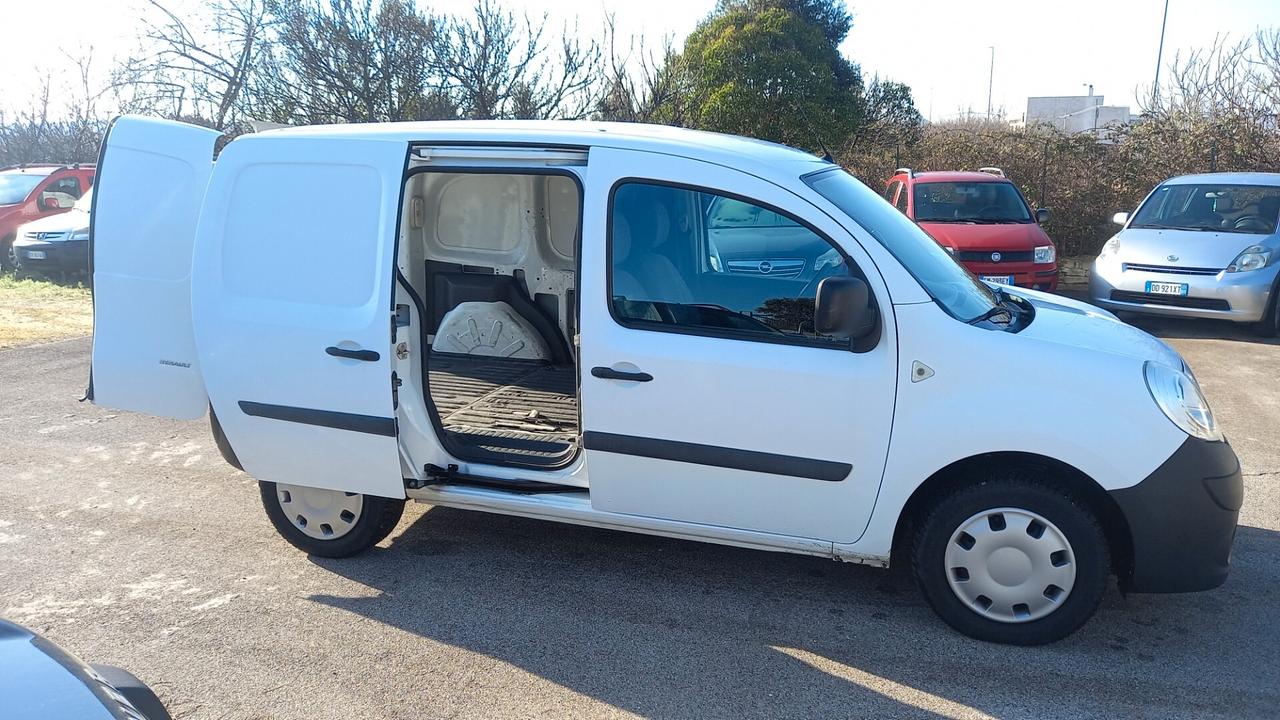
[1035,207,1050,224]
[38,196,61,211]
[1112,211,1129,226]
[815,276,877,341]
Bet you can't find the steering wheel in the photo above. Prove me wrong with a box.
[1233,214,1269,232]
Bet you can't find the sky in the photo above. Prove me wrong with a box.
[0,0,1274,121]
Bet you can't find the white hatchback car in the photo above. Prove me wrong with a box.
[87,116,1242,645]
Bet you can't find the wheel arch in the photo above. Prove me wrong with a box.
[889,451,1134,580]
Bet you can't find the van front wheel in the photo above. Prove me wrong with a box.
[911,475,1110,645]
[259,481,405,558]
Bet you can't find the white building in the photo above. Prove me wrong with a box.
[1026,94,1130,138]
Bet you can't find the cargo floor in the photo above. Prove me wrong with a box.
[427,353,578,465]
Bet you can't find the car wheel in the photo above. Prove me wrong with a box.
[258,481,406,558]
[911,473,1109,645]
[1,236,14,273]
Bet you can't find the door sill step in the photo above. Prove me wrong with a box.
[408,463,583,495]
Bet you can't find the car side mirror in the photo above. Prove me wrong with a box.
[38,196,60,211]
[1035,207,1050,224]
[815,276,877,343]
[1112,211,1129,226]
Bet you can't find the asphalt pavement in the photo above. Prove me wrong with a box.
[0,317,1277,719]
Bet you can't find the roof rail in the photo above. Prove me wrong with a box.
[977,166,1005,177]
[894,167,913,177]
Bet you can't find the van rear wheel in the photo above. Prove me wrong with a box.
[911,474,1109,645]
[259,481,405,558]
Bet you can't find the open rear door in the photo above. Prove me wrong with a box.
[191,133,409,499]
[90,116,221,419]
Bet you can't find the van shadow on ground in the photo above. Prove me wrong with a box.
[309,506,1280,719]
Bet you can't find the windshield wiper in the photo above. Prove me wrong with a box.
[967,305,1013,325]
[1133,223,1218,232]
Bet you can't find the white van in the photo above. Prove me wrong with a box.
[88,116,1242,645]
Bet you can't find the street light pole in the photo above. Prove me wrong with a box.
[987,46,995,121]
[1152,0,1170,106]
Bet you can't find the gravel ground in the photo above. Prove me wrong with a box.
[0,318,1276,720]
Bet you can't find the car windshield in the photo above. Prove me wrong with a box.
[912,181,1033,223]
[0,172,50,205]
[1130,182,1280,234]
[803,167,1000,322]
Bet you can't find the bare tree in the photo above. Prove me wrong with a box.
[435,0,603,120]
[115,0,269,129]
[251,0,446,124]
[594,14,681,123]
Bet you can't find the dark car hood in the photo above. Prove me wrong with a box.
[918,221,1049,251]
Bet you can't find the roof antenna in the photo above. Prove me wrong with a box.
[793,100,835,163]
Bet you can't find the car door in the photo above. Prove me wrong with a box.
[90,116,222,419]
[579,147,898,543]
[191,133,410,499]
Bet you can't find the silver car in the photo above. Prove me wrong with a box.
[1090,172,1280,336]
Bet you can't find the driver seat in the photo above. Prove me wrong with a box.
[612,195,693,305]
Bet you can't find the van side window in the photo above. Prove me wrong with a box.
[608,181,858,346]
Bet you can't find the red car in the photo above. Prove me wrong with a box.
[884,168,1058,290]
[0,163,96,271]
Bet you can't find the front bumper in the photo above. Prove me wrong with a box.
[1090,257,1277,322]
[11,238,89,274]
[961,260,1058,291]
[1109,436,1242,593]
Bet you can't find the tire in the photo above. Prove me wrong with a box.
[258,481,406,558]
[1,235,14,274]
[911,472,1110,645]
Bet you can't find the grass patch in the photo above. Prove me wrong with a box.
[0,275,92,348]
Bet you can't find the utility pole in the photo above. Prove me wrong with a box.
[1152,0,1170,106]
[987,46,995,121]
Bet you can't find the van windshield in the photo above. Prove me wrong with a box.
[0,172,49,205]
[803,167,999,322]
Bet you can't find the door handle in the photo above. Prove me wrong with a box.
[590,366,653,382]
[326,346,380,362]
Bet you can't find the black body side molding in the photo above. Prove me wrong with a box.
[238,401,396,437]
[582,431,851,482]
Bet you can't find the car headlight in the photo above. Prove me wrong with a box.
[1098,235,1120,260]
[69,228,89,241]
[1226,245,1271,273]
[1144,361,1223,442]
[1033,244,1056,264]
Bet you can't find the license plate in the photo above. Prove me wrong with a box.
[1145,281,1188,296]
[24,250,46,260]
[981,275,1015,286]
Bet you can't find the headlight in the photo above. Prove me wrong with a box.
[1033,244,1056,264]
[1144,361,1223,442]
[1226,245,1271,272]
[1098,235,1120,259]
[69,229,89,241]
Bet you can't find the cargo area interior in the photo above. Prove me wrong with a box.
[397,167,582,468]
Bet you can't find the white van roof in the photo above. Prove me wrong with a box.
[255,120,832,179]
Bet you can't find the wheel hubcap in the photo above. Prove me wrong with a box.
[944,507,1076,623]
[276,484,363,541]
